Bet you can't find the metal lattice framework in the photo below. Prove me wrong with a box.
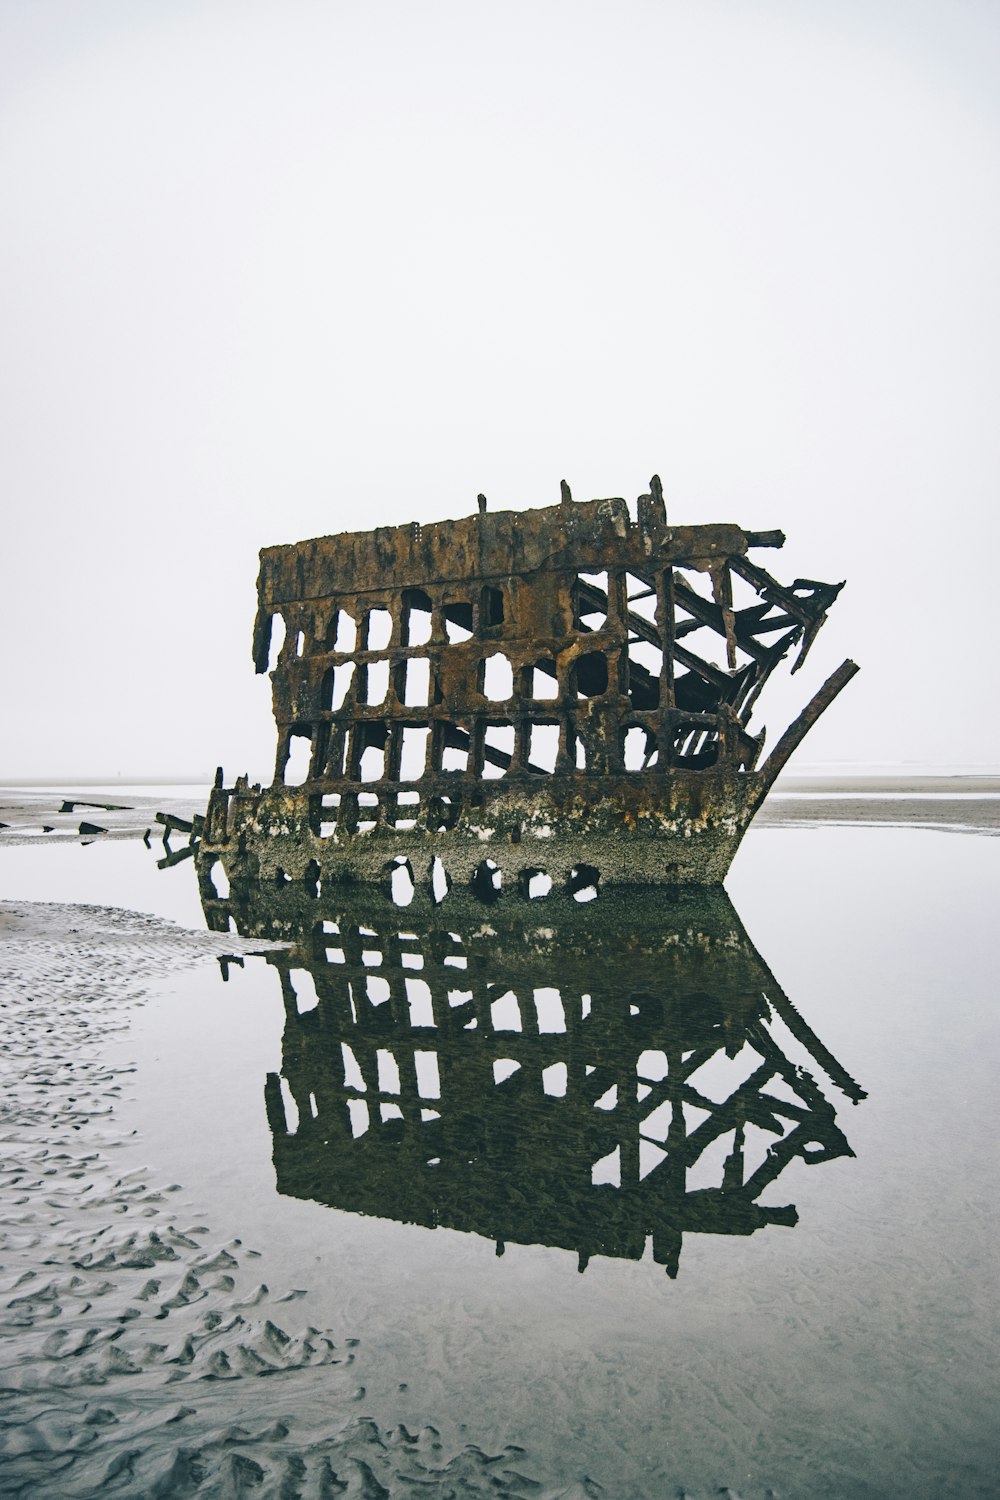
[200,481,856,888]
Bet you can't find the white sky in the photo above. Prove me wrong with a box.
[1,0,997,780]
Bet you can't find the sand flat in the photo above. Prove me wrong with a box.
[0,900,553,1497]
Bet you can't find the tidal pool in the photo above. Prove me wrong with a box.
[0,822,996,1498]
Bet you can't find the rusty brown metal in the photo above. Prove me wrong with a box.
[198,479,857,894]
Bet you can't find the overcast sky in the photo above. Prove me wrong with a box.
[2,0,997,781]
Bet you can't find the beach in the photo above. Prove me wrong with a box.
[0,892,561,1497]
[0,782,997,1498]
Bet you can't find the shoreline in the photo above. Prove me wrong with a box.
[0,899,556,1497]
[2,778,999,849]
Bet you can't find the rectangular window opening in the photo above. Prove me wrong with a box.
[363,658,390,705]
[366,608,393,650]
[284,729,313,786]
[402,657,431,707]
[329,609,357,652]
[481,585,505,628]
[531,659,559,699]
[402,588,433,646]
[438,722,470,774]
[443,601,474,643]
[572,650,609,699]
[480,652,513,702]
[672,722,720,769]
[358,739,387,783]
[393,790,420,830]
[526,722,560,774]
[357,790,380,832]
[319,791,341,839]
[398,725,430,780]
[623,725,657,772]
[482,722,515,779]
[625,571,654,601]
[627,592,659,626]
[574,571,608,631]
[323,662,355,711]
[628,640,662,710]
[570,729,587,771]
[266,611,286,672]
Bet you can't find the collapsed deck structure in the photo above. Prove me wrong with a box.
[199,479,857,893]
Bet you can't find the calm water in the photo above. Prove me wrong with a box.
[1,823,997,1498]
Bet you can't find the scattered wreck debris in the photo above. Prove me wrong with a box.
[60,799,132,814]
[197,480,857,894]
[155,809,204,869]
[200,879,864,1276]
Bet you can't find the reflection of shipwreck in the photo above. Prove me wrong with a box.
[205,883,864,1277]
[198,480,856,892]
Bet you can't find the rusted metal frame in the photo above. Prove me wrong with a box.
[616,585,672,765]
[590,579,668,720]
[711,561,738,670]
[672,575,787,669]
[658,566,676,713]
[672,581,804,738]
[670,603,792,734]
[733,603,804,635]
[282,567,725,790]
[729,556,844,674]
[733,631,803,727]
[668,642,749,761]
[307,588,599,787]
[728,555,824,626]
[658,707,726,767]
[671,639,734,696]
[754,659,860,799]
[621,584,756,744]
[743,529,786,549]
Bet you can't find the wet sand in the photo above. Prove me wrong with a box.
[0,788,206,846]
[758,794,1000,833]
[0,900,567,1497]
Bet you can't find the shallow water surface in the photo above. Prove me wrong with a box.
[1,824,997,1498]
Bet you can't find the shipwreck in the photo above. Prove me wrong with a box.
[198,478,856,896]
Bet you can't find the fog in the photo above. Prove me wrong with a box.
[2,0,997,781]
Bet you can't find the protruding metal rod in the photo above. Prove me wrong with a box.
[755,658,860,798]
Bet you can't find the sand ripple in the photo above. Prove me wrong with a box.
[0,902,581,1498]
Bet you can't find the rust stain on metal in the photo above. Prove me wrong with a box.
[199,478,857,893]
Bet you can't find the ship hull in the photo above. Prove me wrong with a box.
[197,768,766,895]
